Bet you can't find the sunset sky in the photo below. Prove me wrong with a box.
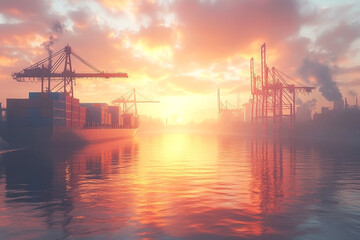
[1,0,360,124]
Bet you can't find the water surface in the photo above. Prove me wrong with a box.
[0,133,359,239]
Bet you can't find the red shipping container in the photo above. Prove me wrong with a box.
[66,119,71,127]
[66,96,72,103]
[72,105,80,113]
[72,98,80,105]
[71,112,80,119]
[80,107,86,115]
[66,111,72,120]
[71,119,79,127]
[107,113,111,124]
[80,114,86,122]
[101,111,106,124]
[108,106,120,126]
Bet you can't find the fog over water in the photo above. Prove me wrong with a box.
[0,132,359,240]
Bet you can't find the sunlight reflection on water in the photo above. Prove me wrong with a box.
[0,133,359,239]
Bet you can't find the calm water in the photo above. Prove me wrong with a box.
[0,132,359,240]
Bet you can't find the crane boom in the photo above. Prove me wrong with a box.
[12,45,128,97]
[112,89,159,115]
[13,72,128,80]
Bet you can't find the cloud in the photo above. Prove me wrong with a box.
[0,0,49,21]
[316,21,360,61]
[171,0,305,64]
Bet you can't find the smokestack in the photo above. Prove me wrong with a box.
[333,99,344,111]
[345,97,348,110]
[357,96,358,109]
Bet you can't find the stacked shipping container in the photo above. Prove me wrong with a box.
[122,114,140,128]
[80,104,137,128]
[80,103,109,127]
[6,93,139,129]
[6,92,86,128]
[71,97,80,127]
[108,106,122,127]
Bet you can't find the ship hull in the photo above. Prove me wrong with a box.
[0,126,138,146]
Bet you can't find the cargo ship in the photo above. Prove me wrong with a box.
[0,45,152,146]
[0,92,139,146]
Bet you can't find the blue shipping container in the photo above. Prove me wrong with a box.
[29,92,40,99]
[50,92,66,101]
[29,108,41,118]
[86,109,102,122]
[29,118,52,127]
[53,118,66,126]
[53,100,66,110]
[53,109,66,118]
[7,118,30,127]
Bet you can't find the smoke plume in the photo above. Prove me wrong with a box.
[297,97,317,109]
[348,90,357,97]
[42,20,64,69]
[298,58,343,104]
[304,98,317,109]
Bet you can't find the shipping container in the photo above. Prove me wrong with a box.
[29,108,41,118]
[123,114,132,128]
[7,117,29,127]
[29,92,40,99]
[66,119,71,127]
[7,99,31,108]
[79,120,86,128]
[83,104,108,124]
[41,108,52,118]
[50,92,66,101]
[66,105,71,112]
[72,112,80,120]
[28,99,41,108]
[71,119,79,127]
[66,96,72,104]
[108,106,120,126]
[29,117,52,127]
[53,100,66,110]
[72,98,80,105]
[66,111,72,120]
[72,105,80,113]
[107,113,111,125]
[53,118,66,127]
[86,109,102,123]
[53,109,65,118]
[80,107,86,115]
[79,114,86,122]
[6,109,29,118]
[119,115,123,126]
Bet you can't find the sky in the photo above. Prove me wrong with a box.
[0,0,360,124]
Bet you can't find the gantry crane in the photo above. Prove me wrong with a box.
[12,45,128,97]
[112,88,159,116]
[251,43,315,132]
[217,88,243,121]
